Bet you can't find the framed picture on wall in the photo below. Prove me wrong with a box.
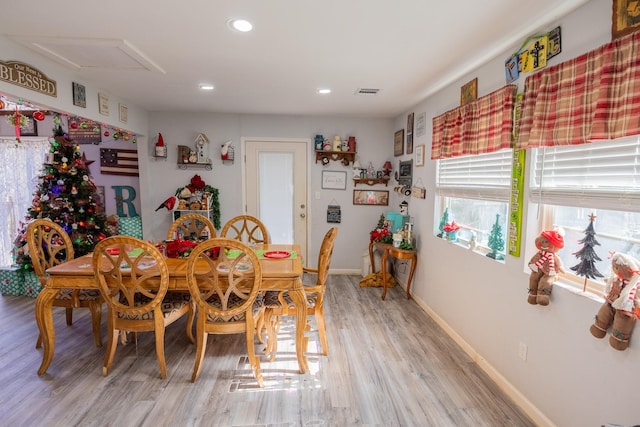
[460,78,478,105]
[415,144,425,167]
[406,112,414,154]
[394,129,404,156]
[72,82,86,108]
[353,190,389,206]
[612,0,640,39]
[321,170,347,190]
[21,115,38,136]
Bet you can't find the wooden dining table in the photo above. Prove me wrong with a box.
[35,243,309,376]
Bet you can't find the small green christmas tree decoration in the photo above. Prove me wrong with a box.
[486,213,505,260]
[437,208,449,238]
[14,124,111,271]
[570,213,604,292]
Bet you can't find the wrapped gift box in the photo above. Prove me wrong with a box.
[117,216,143,239]
[0,266,25,296]
[22,271,42,298]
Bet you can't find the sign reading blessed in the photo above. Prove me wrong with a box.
[0,60,57,97]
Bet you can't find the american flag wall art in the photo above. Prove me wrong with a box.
[100,148,139,176]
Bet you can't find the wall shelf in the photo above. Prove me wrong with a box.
[353,177,390,186]
[178,161,212,170]
[315,150,356,166]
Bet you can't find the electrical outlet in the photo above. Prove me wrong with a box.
[518,342,528,361]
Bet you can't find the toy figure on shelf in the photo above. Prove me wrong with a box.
[589,252,640,351]
[527,230,565,306]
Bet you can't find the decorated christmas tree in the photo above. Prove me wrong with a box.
[486,213,505,260]
[13,124,111,271]
[570,213,604,291]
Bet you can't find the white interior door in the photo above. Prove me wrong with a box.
[243,138,308,260]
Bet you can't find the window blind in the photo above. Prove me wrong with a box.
[530,136,640,212]
[436,149,513,202]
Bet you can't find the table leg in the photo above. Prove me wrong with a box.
[35,288,58,375]
[287,286,309,374]
[381,248,389,300]
[369,242,376,274]
[406,254,416,299]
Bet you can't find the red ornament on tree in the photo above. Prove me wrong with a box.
[103,130,110,137]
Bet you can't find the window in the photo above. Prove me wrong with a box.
[435,149,512,255]
[0,137,50,266]
[530,136,640,293]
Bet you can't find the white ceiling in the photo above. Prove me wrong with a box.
[3,0,588,118]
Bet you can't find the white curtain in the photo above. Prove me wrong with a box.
[0,137,50,266]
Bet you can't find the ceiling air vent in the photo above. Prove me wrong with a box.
[355,88,380,96]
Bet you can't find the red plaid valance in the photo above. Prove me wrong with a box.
[517,30,640,148]
[431,85,517,160]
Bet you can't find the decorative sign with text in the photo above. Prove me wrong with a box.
[327,205,341,223]
[0,60,57,97]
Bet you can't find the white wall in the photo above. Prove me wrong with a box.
[144,113,394,270]
[396,1,638,426]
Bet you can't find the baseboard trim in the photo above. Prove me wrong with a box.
[411,294,556,427]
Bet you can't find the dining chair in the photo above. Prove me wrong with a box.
[167,213,216,241]
[220,215,270,244]
[92,236,194,379]
[26,219,103,349]
[186,237,265,385]
[263,227,338,358]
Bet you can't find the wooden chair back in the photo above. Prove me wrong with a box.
[26,219,74,282]
[220,215,270,244]
[92,235,192,378]
[26,218,103,349]
[167,213,216,241]
[309,226,339,292]
[186,237,264,383]
[186,238,263,319]
[93,236,169,316]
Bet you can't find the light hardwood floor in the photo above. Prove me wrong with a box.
[0,274,535,427]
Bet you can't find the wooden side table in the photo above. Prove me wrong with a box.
[369,241,417,300]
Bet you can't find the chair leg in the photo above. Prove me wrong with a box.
[245,322,263,387]
[65,307,73,326]
[264,309,278,361]
[191,319,207,382]
[103,327,119,376]
[315,309,328,356]
[89,301,103,347]
[255,310,265,344]
[154,318,167,379]
[185,302,195,344]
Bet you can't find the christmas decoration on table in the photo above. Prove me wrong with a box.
[486,214,505,260]
[527,230,565,306]
[13,125,111,272]
[570,213,604,292]
[163,238,199,259]
[370,213,392,243]
[589,252,640,351]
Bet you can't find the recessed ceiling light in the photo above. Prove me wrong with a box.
[317,88,331,94]
[199,83,214,90]
[227,18,253,32]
